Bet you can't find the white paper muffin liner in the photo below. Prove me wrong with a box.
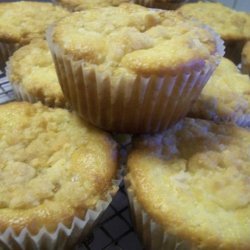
[0,42,20,72]
[46,24,224,134]
[124,176,193,250]
[0,166,123,250]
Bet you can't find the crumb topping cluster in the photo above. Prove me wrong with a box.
[52,4,218,75]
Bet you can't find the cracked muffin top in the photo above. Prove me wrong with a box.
[177,2,250,41]
[8,39,65,107]
[54,0,131,11]
[189,57,250,126]
[49,4,221,76]
[127,118,250,250]
[0,102,118,234]
[0,1,68,44]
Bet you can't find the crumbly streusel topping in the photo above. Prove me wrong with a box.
[189,57,250,121]
[0,2,68,44]
[0,102,116,209]
[131,118,250,211]
[51,4,219,75]
[177,2,250,40]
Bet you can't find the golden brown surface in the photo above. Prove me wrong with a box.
[177,2,250,41]
[127,118,250,249]
[55,0,131,11]
[8,39,65,107]
[0,2,68,44]
[242,41,250,75]
[51,4,219,76]
[189,57,250,125]
[0,102,118,234]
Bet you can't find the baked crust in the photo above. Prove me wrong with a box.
[242,41,250,75]
[177,2,250,41]
[0,102,118,234]
[127,118,250,249]
[189,57,250,126]
[55,0,130,11]
[8,39,65,107]
[0,2,68,44]
[51,3,218,76]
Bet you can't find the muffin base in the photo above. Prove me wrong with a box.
[47,25,224,134]
[125,176,193,250]
[0,42,20,72]
[0,168,123,250]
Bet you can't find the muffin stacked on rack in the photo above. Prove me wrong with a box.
[47,3,223,133]
[1,1,250,250]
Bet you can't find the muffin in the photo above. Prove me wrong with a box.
[0,102,120,250]
[242,41,250,75]
[47,3,223,133]
[125,118,250,250]
[53,0,131,11]
[189,57,250,127]
[7,39,66,108]
[0,1,68,71]
[177,2,250,64]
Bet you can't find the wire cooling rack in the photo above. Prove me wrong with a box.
[0,71,142,250]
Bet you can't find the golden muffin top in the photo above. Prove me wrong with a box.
[177,2,250,41]
[0,1,68,44]
[0,102,118,234]
[242,41,250,74]
[189,57,250,125]
[8,39,65,107]
[127,118,250,250]
[49,4,222,76]
[54,0,131,11]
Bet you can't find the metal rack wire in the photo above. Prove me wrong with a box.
[0,71,142,250]
[0,72,15,104]
[79,183,142,250]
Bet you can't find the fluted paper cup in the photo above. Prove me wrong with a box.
[125,176,193,250]
[0,167,123,250]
